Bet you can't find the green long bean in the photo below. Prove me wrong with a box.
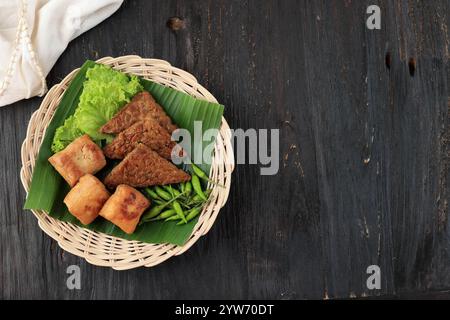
[172,200,187,223]
[155,186,172,200]
[191,175,207,201]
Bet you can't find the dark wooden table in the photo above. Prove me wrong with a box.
[1,0,449,300]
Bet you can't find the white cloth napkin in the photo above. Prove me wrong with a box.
[0,0,123,107]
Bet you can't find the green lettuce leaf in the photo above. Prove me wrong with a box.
[51,116,83,153]
[51,64,142,152]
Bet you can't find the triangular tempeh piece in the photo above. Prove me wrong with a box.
[103,119,177,160]
[100,91,178,134]
[104,144,191,189]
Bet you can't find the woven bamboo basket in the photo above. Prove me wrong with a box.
[20,56,234,270]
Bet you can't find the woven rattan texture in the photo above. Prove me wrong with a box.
[20,56,234,270]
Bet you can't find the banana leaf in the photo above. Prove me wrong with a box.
[24,60,224,246]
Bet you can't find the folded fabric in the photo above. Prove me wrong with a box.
[0,0,123,107]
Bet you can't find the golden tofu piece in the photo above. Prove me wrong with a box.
[63,174,110,225]
[99,185,150,234]
[48,135,107,187]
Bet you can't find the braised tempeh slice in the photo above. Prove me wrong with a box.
[100,91,177,134]
[104,144,191,189]
[103,119,177,160]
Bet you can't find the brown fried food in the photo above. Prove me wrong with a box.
[104,144,191,189]
[103,118,177,160]
[48,134,107,187]
[63,174,110,225]
[99,184,150,234]
[100,91,177,134]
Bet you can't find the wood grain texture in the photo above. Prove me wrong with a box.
[0,0,449,299]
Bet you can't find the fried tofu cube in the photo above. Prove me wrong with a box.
[63,174,110,225]
[99,185,150,234]
[49,135,106,187]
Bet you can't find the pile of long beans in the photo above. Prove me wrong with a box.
[139,164,213,225]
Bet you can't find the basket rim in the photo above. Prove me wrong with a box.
[19,55,234,270]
